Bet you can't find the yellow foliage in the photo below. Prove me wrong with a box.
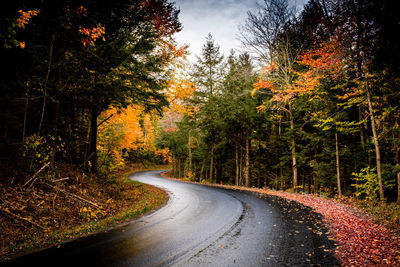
[98,105,171,165]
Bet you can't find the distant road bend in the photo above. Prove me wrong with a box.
[2,170,339,266]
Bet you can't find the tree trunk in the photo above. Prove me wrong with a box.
[239,143,243,185]
[88,104,98,173]
[244,134,250,187]
[39,34,54,134]
[314,176,319,195]
[366,87,384,201]
[49,103,60,169]
[289,105,298,191]
[397,168,400,204]
[200,159,205,182]
[188,131,192,174]
[22,88,29,144]
[335,129,342,197]
[178,159,181,178]
[359,107,366,152]
[235,142,239,186]
[209,142,214,183]
[214,163,217,184]
[396,145,400,203]
[172,158,175,177]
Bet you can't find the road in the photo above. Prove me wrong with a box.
[2,170,339,266]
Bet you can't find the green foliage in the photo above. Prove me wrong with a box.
[97,122,126,175]
[352,166,396,202]
[21,134,65,172]
[21,134,51,171]
[352,167,379,201]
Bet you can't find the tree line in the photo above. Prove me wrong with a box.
[156,0,400,203]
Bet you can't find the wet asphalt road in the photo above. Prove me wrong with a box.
[2,170,339,266]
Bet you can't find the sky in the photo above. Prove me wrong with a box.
[173,0,308,62]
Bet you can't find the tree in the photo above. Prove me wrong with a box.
[192,33,224,96]
[191,33,224,183]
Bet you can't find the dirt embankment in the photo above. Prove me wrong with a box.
[0,164,168,261]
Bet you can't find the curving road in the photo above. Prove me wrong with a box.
[2,170,338,266]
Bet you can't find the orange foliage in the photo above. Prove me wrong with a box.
[254,41,344,104]
[166,78,198,115]
[78,25,105,47]
[16,9,40,28]
[98,105,171,162]
[76,5,87,16]
[293,40,344,96]
[159,41,189,64]
[252,63,278,98]
[99,106,152,151]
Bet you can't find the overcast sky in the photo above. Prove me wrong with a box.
[173,0,307,62]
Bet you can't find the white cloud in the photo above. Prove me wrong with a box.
[173,0,259,61]
[172,0,308,62]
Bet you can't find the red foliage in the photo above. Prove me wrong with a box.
[266,191,400,266]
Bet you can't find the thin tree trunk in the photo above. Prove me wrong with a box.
[335,129,342,197]
[314,161,318,195]
[396,145,400,203]
[39,34,54,134]
[200,159,205,182]
[188,131,192,174]
[209,142,214,183]
[364,117,371,165]
[88,104,98,173]
[314,176,319,195]
[397,169,400,204]
[244,134,250,187]
[22,88,29,144]
[235,142,239,186]
[239,153,243,185]
[49,103,59,169]
[359,107,366,152]
[214,163,217,184]
[181,159,184,178]
[289,105,298,191]
[366,87,384,201]
[172,158,175,177]
[178,159,181,178]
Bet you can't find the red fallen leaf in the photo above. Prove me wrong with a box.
[264,190,400,266]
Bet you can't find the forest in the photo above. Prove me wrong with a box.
[1,0,400,207]
[157,0,400,203]
[2,0,400,263]
[0,0,184,177]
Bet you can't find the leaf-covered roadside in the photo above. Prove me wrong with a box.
[162,172,400,266]
[266,191,400,266]
[0,165,168,261]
